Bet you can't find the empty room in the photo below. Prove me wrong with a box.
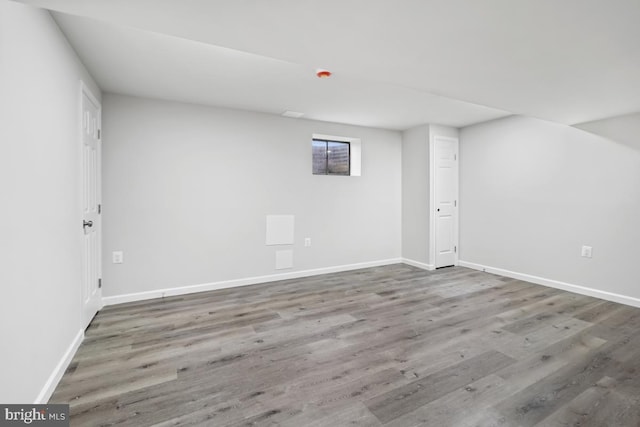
[2,0,640,425]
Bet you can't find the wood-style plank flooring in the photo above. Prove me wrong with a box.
[50,265,640,426]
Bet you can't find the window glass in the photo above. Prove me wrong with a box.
[312,140,328,174]
[312,139,350,176]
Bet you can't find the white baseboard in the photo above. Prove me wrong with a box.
[103,258,403,306]
[35,329,84,404]
[459,260,640,309]
[402,258,435,271]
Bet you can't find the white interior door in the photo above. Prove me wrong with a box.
[81,85,102,329]
[434,137,458,268]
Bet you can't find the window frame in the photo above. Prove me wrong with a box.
[311,133,362,177]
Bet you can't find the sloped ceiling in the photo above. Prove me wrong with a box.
[575,113,640,151]
[17,0,640,132]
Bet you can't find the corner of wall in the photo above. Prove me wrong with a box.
[401,124,430,264]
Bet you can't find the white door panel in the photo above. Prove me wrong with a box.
[81,85,102,329]
[434,137,458,268]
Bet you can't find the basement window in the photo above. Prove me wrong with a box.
[311,134,361,176]
[312,139,350,175]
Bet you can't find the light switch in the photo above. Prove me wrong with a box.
[112,251,124,264]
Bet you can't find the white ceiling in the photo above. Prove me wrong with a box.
[48,12,509,130]
[17,0,640,131]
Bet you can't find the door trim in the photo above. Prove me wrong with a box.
[429,135,459,268]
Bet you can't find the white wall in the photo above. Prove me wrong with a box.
[401,125,430,264]
[460,115,640,303]
[0,1,101,403]
[102,94,402,299]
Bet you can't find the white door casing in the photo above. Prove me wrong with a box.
[81,83,102,329]
[431,136,459,268]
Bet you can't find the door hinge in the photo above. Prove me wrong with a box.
[97,129,101,139]
[454,200,457,207]
[98,204,102,214]
[454,246,457,253]
[454,154,457,161]
[98,278,102,288]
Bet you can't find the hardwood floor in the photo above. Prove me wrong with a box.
[50,264,640,426]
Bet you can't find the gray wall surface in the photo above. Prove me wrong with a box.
[0,1,101,403]
[401,125,430,264]
[460,115,640,300]
[102,94,402,297]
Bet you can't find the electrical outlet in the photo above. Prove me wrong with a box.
[112,251,124,264]
[581,246,592,258]
[304,238,311,247]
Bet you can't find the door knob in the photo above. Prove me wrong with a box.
[83,220,93,228]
